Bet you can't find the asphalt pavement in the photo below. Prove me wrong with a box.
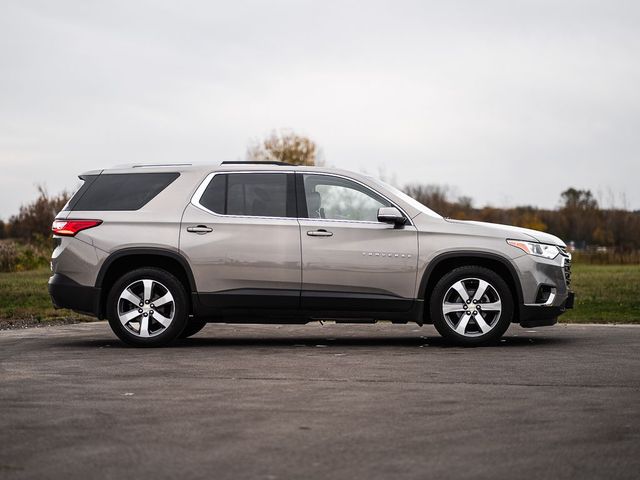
[1,322,639,480]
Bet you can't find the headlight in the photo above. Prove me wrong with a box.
[507,239,560,259]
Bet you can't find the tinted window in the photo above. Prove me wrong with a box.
[64,175,98,211]
[199,173,293,217]
[71,173,179,211]
[303,174,391,222]
[199,174,226,214]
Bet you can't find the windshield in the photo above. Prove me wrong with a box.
[369,177,442,219]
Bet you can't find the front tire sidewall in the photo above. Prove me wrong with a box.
[107,268,188,347]
[430,266,514,346]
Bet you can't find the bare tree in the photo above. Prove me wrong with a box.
[247,130,321,166]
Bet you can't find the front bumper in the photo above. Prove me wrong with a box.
[48,273,101,317]
[520,290,575,327]
[512,251,574,327]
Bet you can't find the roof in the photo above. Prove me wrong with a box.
[80,161,360,178]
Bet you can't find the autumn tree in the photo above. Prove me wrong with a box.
[403,184,474,218]
[8,185,69,243]
[558,187,600,247]
[247,130,321,166]
[560,188,598,210]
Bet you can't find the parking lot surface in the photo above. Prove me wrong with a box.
[1,322,639,480]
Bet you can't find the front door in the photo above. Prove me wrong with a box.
[180,171,301,310]
[297,173,418,312]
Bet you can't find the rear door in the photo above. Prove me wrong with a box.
[297,173,418,313]
[180,171,301,310]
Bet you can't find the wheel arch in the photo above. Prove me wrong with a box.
[95,248,197,319]
[418,251,523,323]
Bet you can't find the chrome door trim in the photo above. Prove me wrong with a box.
[190,169,414,227]
[190,170,296,220]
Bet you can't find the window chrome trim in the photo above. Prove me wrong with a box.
[190,170,414,226]
[299,172,415,227]
[190,170,297,220]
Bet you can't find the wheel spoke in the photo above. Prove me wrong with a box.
[472,280,489,302]
[142,280,154,303]
[152,311,172,328]
[451,281,470,302]
[139,315,150,337]
[455,315,471,334]
[153,292,173,308]
[475,313,491,333]
[481,300,501,311]
[119,309,141,325]
[443,302,466,315]
[120,288,141,306]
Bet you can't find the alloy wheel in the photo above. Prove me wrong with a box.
[117,279,175,338]
[441,277,502,337]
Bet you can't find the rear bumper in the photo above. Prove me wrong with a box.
[519,291,575,328]
[48,274,100,317]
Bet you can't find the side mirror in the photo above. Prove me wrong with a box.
[377,207,406,227]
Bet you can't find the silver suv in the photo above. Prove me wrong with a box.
[49,161,574,346]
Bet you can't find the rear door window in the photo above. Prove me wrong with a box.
[198,173,295,218]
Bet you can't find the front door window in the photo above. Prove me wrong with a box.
[302,174,391,222]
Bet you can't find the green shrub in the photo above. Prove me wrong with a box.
[0,240,50,273]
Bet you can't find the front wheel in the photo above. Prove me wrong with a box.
[429,265,514,346]
[107,268,188,347]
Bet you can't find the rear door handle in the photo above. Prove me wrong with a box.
[307,229,333,237]
[187,225,213,234]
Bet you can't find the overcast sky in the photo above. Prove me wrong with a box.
[1,0,638,219]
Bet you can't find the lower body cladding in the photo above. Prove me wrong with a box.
[48,276,573,328]
[191,290,425,324]
[191,287,573,327]
[48,273,101,316]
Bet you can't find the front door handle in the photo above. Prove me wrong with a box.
[307,229,333,237]
[187,225,213,234]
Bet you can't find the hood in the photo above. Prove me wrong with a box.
[444,219,566,247]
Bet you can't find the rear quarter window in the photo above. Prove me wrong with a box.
[68,172,179,211]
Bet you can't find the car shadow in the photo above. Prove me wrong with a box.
[57,334,572,350]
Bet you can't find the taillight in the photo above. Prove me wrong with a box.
[52,219,102,237]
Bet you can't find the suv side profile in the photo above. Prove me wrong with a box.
[49,161,574,347]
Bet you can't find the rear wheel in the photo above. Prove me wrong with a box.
[429,265,513,346]
[107,268,188,347]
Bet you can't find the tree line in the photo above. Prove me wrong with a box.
[405,184,640,253]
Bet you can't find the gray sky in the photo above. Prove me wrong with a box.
[1,0,639,219]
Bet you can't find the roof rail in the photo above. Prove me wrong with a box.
[131,163,192,168]
[221,161,290,166]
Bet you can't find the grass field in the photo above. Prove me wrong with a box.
[0,268,89,328]
[0,265,638,327]
[562,264,640,323]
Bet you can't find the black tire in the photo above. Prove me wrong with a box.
[107,267,188,347]
[429,265,514,346]
[179,318,208,339]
